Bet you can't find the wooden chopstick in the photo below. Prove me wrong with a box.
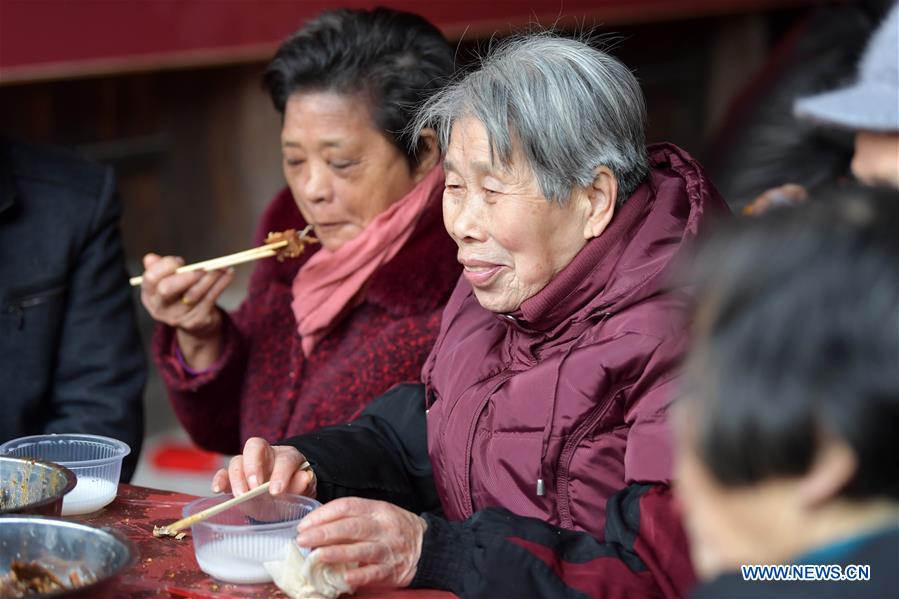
[153,460,313,538]
[129,241,284,287]
[153,481,272,537]
[129,225,314,287]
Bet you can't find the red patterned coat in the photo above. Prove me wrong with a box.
[153,183,460,455]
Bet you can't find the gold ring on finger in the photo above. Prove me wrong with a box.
[180,296,193,306]
[300,461,316,485]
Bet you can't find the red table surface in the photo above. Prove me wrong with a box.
[72,484,455,599]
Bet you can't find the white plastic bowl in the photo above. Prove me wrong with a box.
[0,434,130,516]
[184,492,321,584]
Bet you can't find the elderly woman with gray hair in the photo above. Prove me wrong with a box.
[217,34,727,598]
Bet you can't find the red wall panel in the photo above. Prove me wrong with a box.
[0,0,820,82]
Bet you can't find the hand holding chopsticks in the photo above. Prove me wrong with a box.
[130,225,317,287]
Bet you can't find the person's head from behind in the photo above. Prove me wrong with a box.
[795,3,899,187]
[675,185,899,579]
[414,34,649,312]
[264,8,453,251]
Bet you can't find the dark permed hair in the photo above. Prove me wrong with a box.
[681,184,899,500]
[263,7,454,168]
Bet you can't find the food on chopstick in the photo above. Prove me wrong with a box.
[0,561,93,597]
[152,526,186,540]
[129,225,318,287]
[264,227,318,262]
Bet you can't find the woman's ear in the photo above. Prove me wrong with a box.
[412,128,440,182]
[799,438,857,509]
[582,165,617,240]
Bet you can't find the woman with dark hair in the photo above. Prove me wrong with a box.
[676,186,899,598]
[137,8,460,453]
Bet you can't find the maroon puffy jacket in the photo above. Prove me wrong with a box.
[285,144,729,598]
[424,143,728,537]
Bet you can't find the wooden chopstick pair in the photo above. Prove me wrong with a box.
[153,460,312,538]
[129,224,315,287]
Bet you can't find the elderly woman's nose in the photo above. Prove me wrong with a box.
[448,196,485,241]
[302,163,332,204]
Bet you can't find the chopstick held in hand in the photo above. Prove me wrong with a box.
[152,459,313,539]
[130,225,317,287]
[153,481,272,539]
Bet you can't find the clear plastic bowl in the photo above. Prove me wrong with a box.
[184,492,321,584]
[0,434,130,516]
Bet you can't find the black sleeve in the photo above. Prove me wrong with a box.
[47,167,146,481]
[280,383,440,515]
[411,484,696,599]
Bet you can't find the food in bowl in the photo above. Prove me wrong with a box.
[0,434,129,516]
[0,457,76,516]
[62,476,118,515]
[184,492,320,584]
[0,517,135,598]
[0,560,95,596]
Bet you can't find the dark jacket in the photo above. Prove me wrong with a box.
[424,143,727,537]
[0,139,145,480]
[154,180,460,454]
[285,145,729,598]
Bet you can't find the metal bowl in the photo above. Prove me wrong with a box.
[0,516,137,598]
[0,457,76,516]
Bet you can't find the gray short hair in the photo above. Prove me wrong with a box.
[413,34,650,205]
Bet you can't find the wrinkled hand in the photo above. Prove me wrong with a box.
[139,253,233,336]
[212,437,316,497]
[296,497,426,589]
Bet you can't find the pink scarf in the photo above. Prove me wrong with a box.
[291,165,444,356]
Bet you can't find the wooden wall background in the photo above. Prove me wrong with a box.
[0,10,793,437]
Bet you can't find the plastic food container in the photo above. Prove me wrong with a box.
[0,434,130,516]
[184,492,321,584]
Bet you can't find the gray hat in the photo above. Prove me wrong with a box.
[794,3,899,132]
